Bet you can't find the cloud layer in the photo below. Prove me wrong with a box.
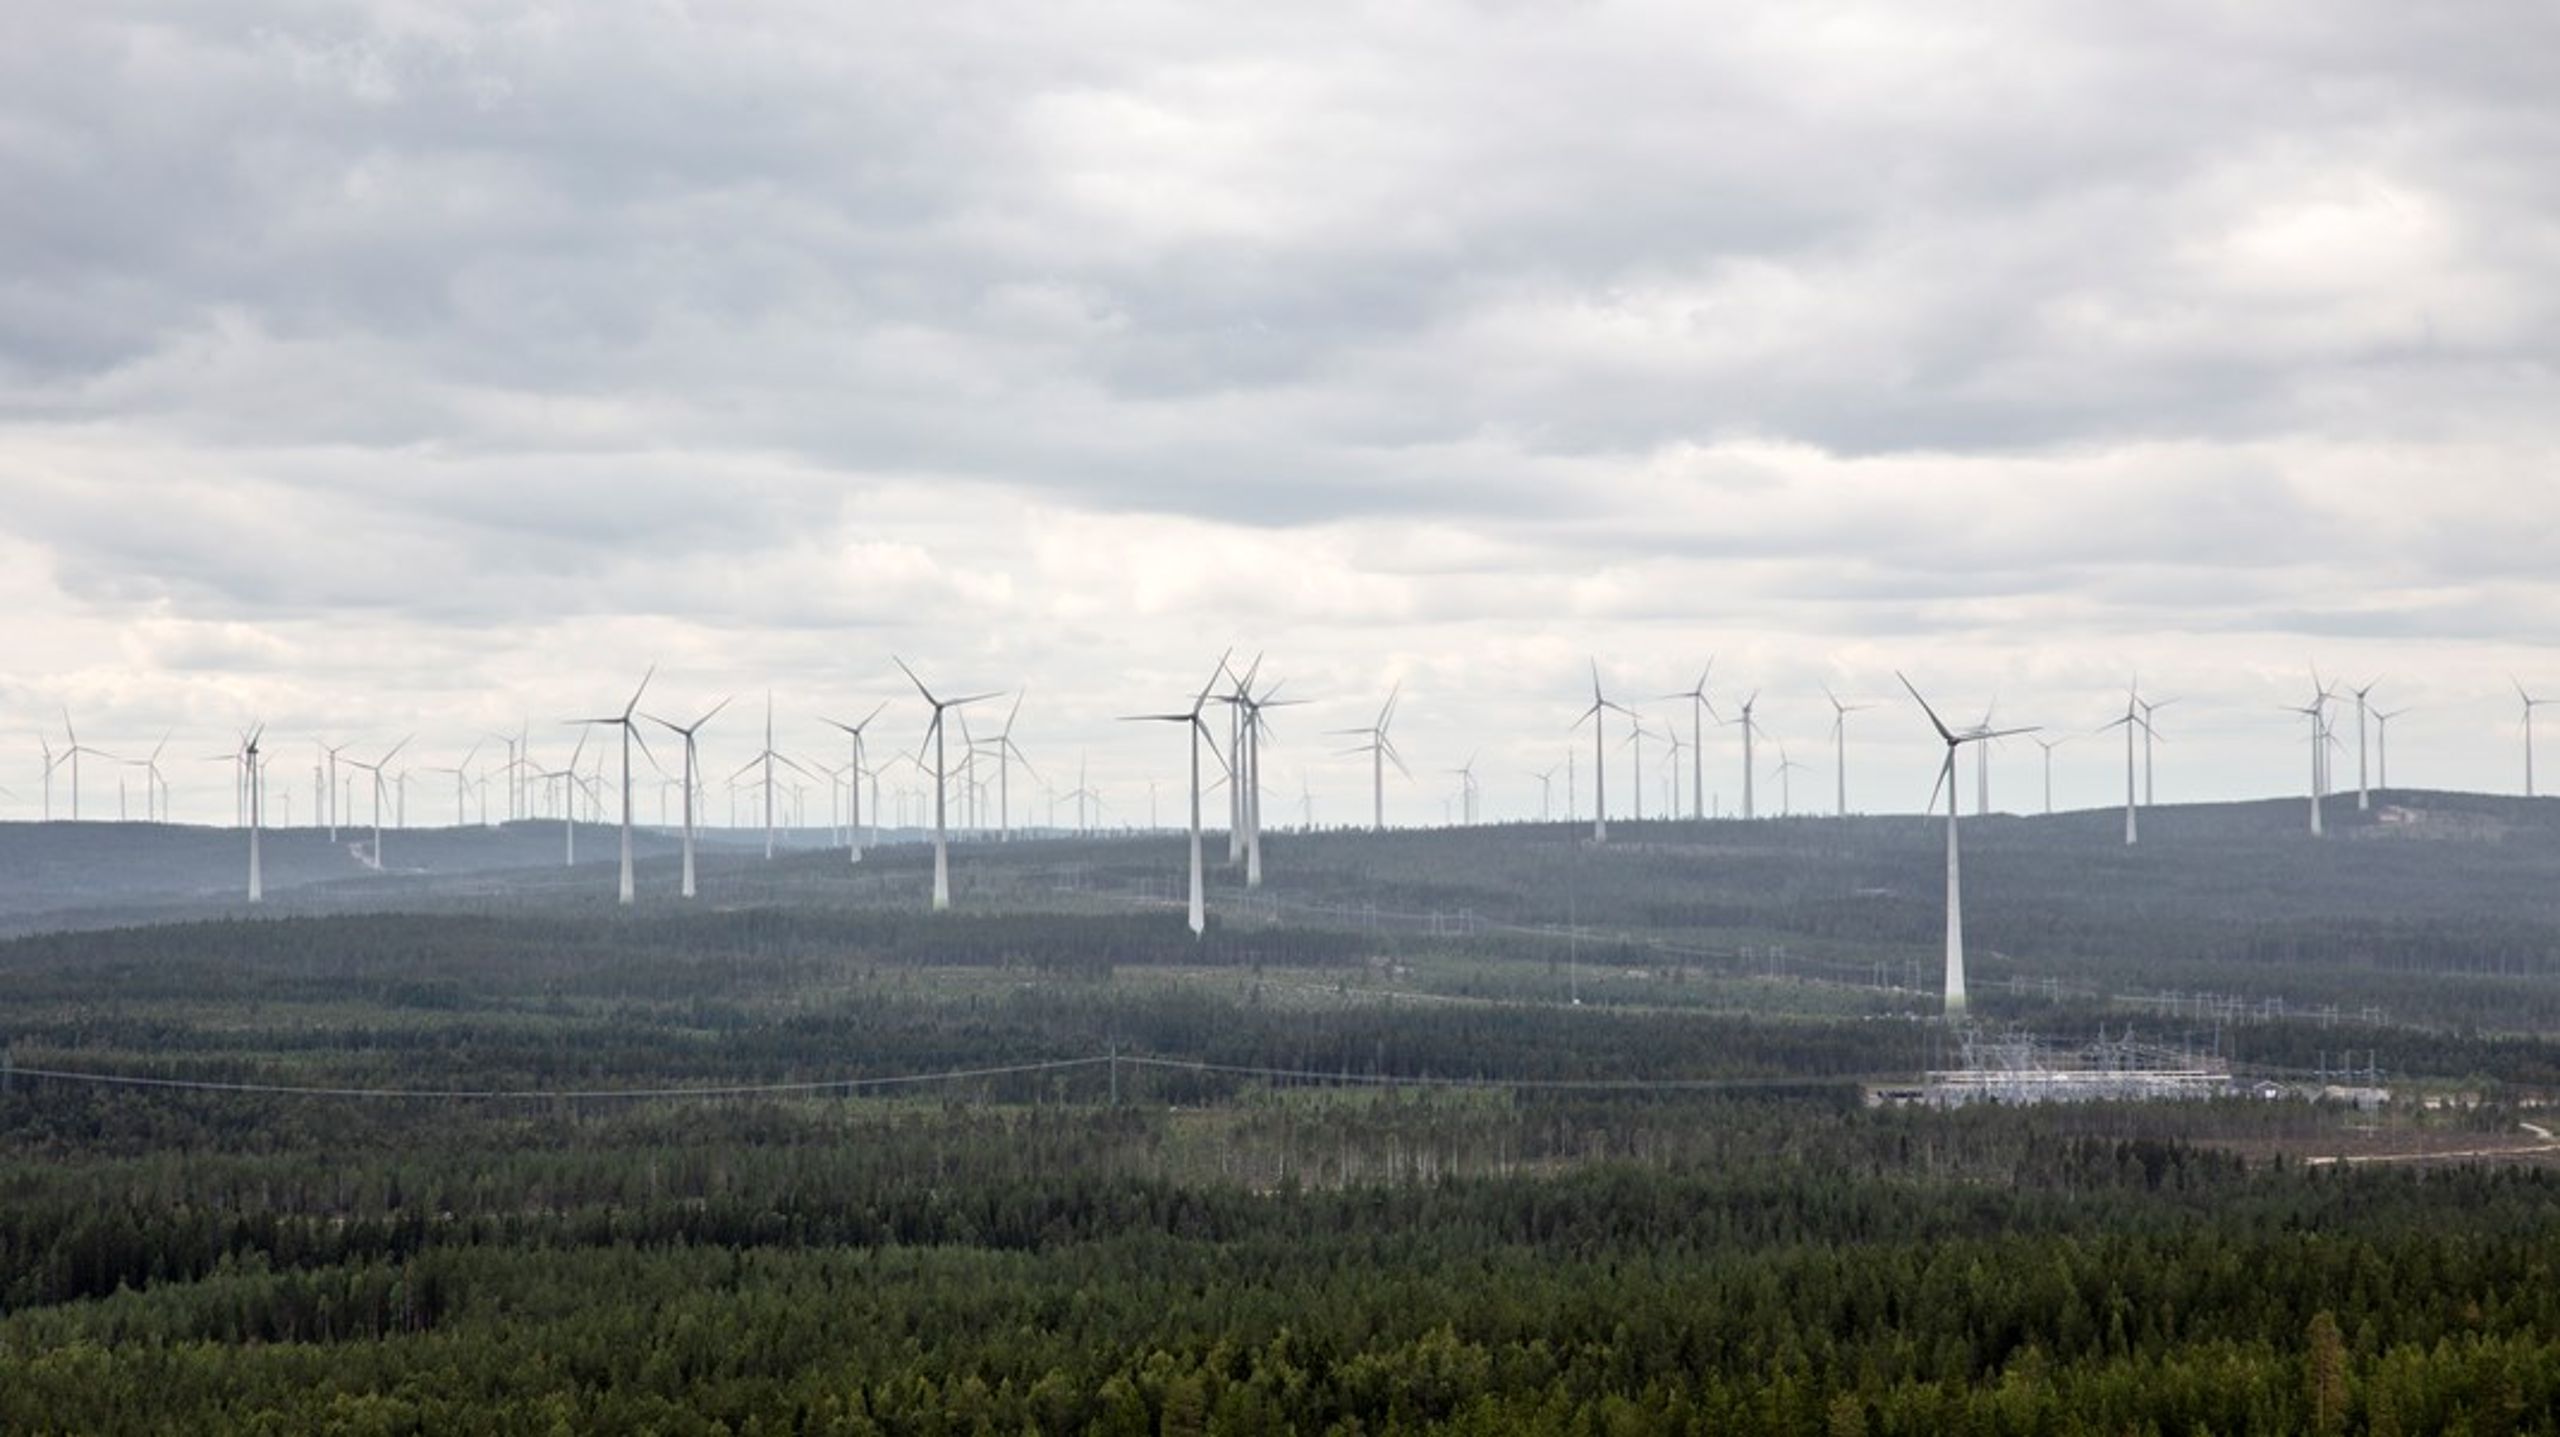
[3,1,2556,824]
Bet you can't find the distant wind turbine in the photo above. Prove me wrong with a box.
[2098,686,2148,846]
[818,702,888,864]
[1724,692,1764,820]
[2031,734,2070,816]
[1662,663,1718,821]
[896,657,1001,912]
[2348,679,2380,811]
[1123,655,1230,936]
[573,667,656,906]
[2374,705,2411,791]
[2508,681,2549,799]
[1330,682,1406,833]
[1822,686,1872,818]
[648,695,731,899]
[1572,662,1632,843]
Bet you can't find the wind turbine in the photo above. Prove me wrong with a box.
[2347,679,2381,812]
[2098,686,2147,845]
[1822,686,1872,818]
[1768,741,1808,817]
[37,735,58,821]
[1442,752,1481,827]
[57,710,115,822]
[1662,663,1718,820]
[572,667,656,906]
[2135,692,2177,807]
[1572,662,1632,843]
[2031,734,2070,816]
[346,736,411,870]
[536,730,591,866]
[2374,706,2410,791]
[1231,671,1306,888]
[1898,673,2032,1023]
[648,695,731,899]
[1724,692,1764,820]
[1330,682,1406,833]
[1620,720,1651,823]
[818,702,888,864]
[981,690,1035,843]
[242,726,265,902]
[1532,763,1560,822]
[2283,683,2332,838]
[1123,656,1229,936]
[425,740,484,827]
[2508,681,2549,799]
[896,657,1001,912]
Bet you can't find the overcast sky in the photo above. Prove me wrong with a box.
[5,1,2557,828]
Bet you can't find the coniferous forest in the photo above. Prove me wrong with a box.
[3,805,2560,1433]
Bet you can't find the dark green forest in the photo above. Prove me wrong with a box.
[4,802,2560,1432]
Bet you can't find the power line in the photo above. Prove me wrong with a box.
[1,1056,1107,1103]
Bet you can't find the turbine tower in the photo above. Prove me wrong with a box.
[573,667,656,906]
[2374,705,2410,792]
[2030,734,2069,816]
[2135,692,2177,807]
[2348,679,2380,811]
[2508,681,2549,799]
[1572,661,1632,843]
[1822,686,1872,818]
[818,702,887,864]
[1663,663,1718,821]
[1898,674,2031,1024]
[1725,692,1763,820]
[1329,683,1405,833]
[2284,684,2332,838]
[243,725,266,903]
[896,657,1000,912]
[1123,656,1229,936]
[2098,686,2147,846]
[649,695,731,899]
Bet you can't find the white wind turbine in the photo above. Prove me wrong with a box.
[1329,682,1406,833]
[2136,692,2177,807]
[2347,679,2380,811]
[732,694,816,861]
[572,667,656,906]
[1899,674,2032,1024]
[535,730,590,866]
[1571,662,1632,843]
[2283,682,2332,838]
[57,710,115,822]
[1232,672,1305,888]
[1123,655,1230,936]
[818,702,888,864]
[37,735,58,821]
[2508,681,2549,799]
[2374,705,2410,792]
[1442,752,1481,827]
[1724,692,1764,820]
[242,725,266,902]
[896,657,1001,912]
[346,736,411,870]
[2098,687,2147,845]
[1620,720,1652,823]
[1662,663,1718,821]
[982,691,1035,843]
[425,740,484,828]
[2031,734,2070,816]
[1532,762,1560,822]
[648,695,731,899]
[1822,686,1872,818]
[1768,741,1809,817]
